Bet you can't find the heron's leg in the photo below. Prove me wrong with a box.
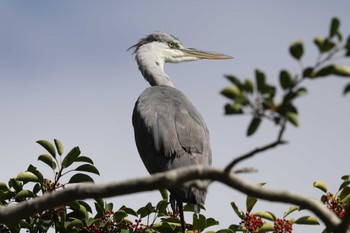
[178,200,186,233]
[170,193,178,215]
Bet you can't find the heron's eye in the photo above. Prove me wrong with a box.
[168,42,175,48]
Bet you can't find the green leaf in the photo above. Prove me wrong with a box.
[339,180,350,191]
[193,214,206,232]
[321,39,336,53]
[19,219,32,229]
[67,202,88,220]
[75,156,94,164]
[183,203,205,212]
[343,83,350,95]
[255,69,266,93]
[334,65,350,77]
[54,139,64,156]
[313,36,324,52]
[0,190,14,200]
[225,75,245,90]
[224,227,238,233]
[78,200,93,213]
[315,65,350,78]
[33,183,41,194]
[36,140,56,158]
[15,190,34,200]
[159,188,168,201]
[296,87,308,97]
[107,201,114,211]
[314,65,335,77]
[113,210,127,222]
[342,175,350,180]
[221,86,241,100]
[38,154,57,170]
[313,180,328,192]
[27,164,44,183]
[16,171,39,182]
[224,103,243,115]
[159,221,177,231]
[279,70,294,89]
[244,79,254,93]
[257,223,274,232]
[0,182,9,191]
[137,202,155,218]
[120,205,138,217]
[121,228,131,233]
[66,219,84,231]
[253,210,275,221]
[289,40,304,60]
[339,186,350,203]
[284,206,299,218]
[295,216,320,225]
[156,199,169,216]
[345,35,350,50]
[68,173,94,184]
[206,217,219,228]
[75,164,100,175]
[230,202,245,220]
[9,178,22,192]
[246,196,257,212]
[303,67,314,78]
[287,112,299,127]
[329,17,340,38]
[62,147,81,168]
[247,117,261,136]
[162,217,181,224]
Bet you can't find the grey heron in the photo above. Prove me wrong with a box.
[129,32,231,232]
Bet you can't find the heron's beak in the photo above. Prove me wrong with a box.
[180,48,233,60]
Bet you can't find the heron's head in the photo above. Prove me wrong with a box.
[128,32,232,86]
[128,32,232,63]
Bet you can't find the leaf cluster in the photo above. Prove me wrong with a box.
[0,139,100,232]
[221,17,350,137]
[313,175,350,233]
[221,184,319,233]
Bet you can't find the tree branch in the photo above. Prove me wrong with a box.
[224,140,287,173]
[225,118,287,173]
[0,166,346,232]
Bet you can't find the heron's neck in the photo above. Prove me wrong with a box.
[135,47,174,87]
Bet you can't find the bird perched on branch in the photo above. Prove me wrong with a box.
[129,32,231,233]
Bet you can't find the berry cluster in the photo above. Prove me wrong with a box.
[168,211,179,218]
[242,212,264,233]
[83,210,121,233]
[273,218,292,233]
[124,218,145,233]
[42,179,64,193]
[321,192,345,218]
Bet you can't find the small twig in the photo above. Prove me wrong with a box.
[224,118,287,173]
[315,45,342,68]
[233,167,258,174]
[277,118,287,141]
[224,140,287,173]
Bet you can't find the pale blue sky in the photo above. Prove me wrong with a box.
[1,1,350,232]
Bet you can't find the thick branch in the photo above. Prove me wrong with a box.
[0,166,345,232]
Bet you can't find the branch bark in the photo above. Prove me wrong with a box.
[0,166,347,232]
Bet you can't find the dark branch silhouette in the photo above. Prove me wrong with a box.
[0,166,348,232]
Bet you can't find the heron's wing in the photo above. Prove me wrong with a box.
[133,86,211,173]
[174,103,209,157]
